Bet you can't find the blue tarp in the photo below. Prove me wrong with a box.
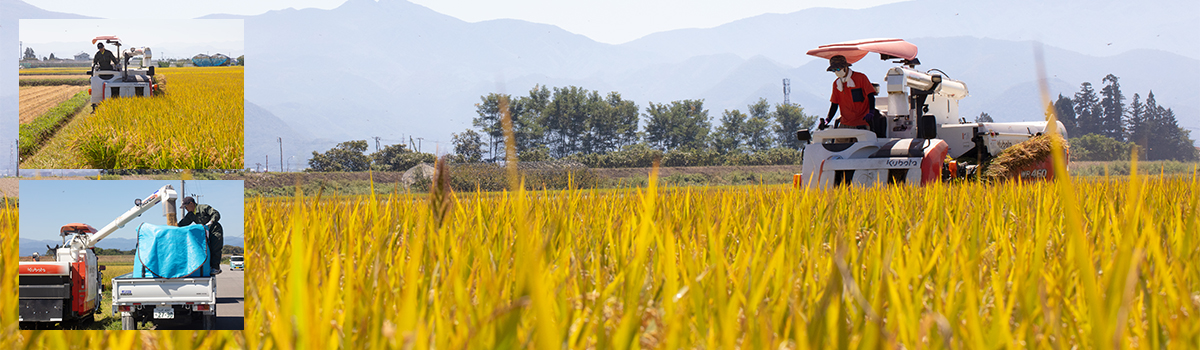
[132,223,211,278]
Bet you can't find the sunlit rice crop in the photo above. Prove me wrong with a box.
[71,66,243,169]
[233,171,1198,349]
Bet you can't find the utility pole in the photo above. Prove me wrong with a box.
[278,137,283,173]
[417,138,424,153]
[373,136,381,152]
[265,155,269,173]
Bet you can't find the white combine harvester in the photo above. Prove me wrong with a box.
[87,36,157,111]
[795,38,1066,187]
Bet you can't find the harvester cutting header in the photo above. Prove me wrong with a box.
[795,38,1066,187]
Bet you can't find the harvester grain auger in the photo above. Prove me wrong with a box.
[794,38,1066,188]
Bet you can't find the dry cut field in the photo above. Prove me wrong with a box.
[18,86,87,124]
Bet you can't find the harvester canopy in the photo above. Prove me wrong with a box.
[806,38,918,64]
[91,35,121,45]
[60,223,98,235]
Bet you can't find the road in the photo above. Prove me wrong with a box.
[154,263,243,330]
[215,264,245,330]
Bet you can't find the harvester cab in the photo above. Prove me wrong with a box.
[795,38,1066,188]
[17,185,178,326]
[87,35,157,111]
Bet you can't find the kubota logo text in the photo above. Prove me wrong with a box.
[886,159,919,167]
[27,267,46,273]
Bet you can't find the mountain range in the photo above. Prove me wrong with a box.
[2,0,1197,173]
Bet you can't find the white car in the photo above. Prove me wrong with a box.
[230,255,244,270]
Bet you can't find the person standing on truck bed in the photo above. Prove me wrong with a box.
[821,55,879,131]
[178,196,223,275]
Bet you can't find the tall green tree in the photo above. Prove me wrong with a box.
[589,92,640,154]
[1125,93,1148,158]
[544,86,591,157]
[773,103,817,149]
[452,129,484,163]
[1099,74,1126,141]
[473,93,511,161]
[743,98,774,151]
[370,143,434,171]
[514,86,551,156]
[975,112,994,123]
[713,109,746,154]
[308,140,371,172]
[644,100,710,151]
[1073,82,1101,137]
[1054,94,1077,135]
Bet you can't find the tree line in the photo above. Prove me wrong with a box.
[1051,74,1197,161]
[466,85,817,163]
[309,85,818,171]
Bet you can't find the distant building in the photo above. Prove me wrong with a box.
[74,52,90,61]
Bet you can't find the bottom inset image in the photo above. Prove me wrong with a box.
[17,180,244,330]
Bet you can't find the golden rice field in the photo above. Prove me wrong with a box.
[31,66,244,169]
[4,170,1200,348]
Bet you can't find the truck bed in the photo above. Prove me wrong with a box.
[111,273,215,305]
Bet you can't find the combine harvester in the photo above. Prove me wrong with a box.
[17,186,177,327]
[795,38,1066,188]
[87,36,157,111]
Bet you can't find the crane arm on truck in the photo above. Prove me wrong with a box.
[85,185,177,248]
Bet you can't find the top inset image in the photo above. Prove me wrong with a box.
[18,19,243,170]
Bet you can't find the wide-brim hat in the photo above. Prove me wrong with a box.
[827,55,851,71]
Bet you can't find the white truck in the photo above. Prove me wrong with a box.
[111,274,216,330]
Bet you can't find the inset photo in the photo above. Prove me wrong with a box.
[18,19,244,170]
[17,180,244,330]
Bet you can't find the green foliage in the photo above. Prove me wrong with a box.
[451,129,484,163]
[308,140,371,172]
[371,143,435,172]
[743,98,774,151]
[221,245,244,255]
[773,103,816,149]
[18,90,89,160]
[1069,134,1133,161]
[644,100,710,151]
[18,78,90,86]
[713,109,746,154]
[975,112,994,123]
[93,248,134,255]
[566,143,662,168]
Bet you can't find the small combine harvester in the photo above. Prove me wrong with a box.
[17,186,177,327]
[795,38,1066,188]
[87,36,157,111]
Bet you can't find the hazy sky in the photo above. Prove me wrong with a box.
[19,19,244,58]
[21,0,906,44]
[20,180,245,242]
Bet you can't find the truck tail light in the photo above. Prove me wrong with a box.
[118,305,132,312]
[195,304,211,311]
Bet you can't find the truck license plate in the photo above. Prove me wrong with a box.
[153,307,174,319]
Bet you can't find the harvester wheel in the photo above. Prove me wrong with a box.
[122,314,136,330]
